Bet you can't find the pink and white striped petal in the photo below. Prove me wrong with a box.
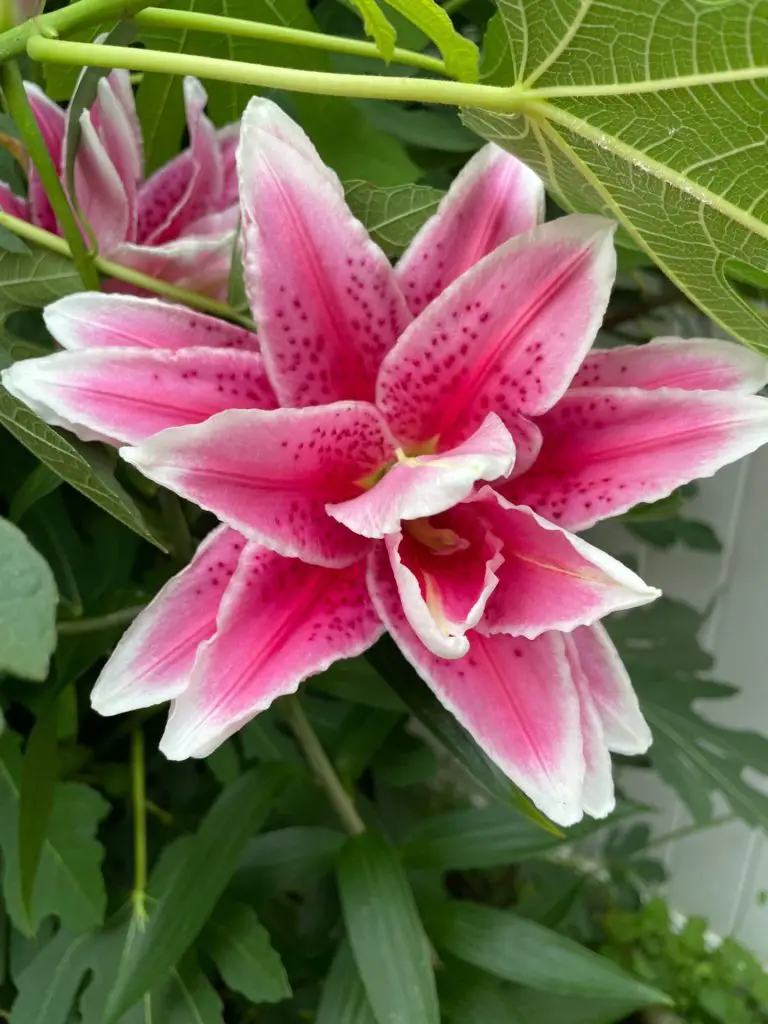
[44,293,259,352]
[93,74,143,235]
[74,109,130,253]
[368,553,586,825]
[502,387,768,530]
[564,633,616,818]
[377,215,616,449]
[122,402,395,567]
[471,487,659,638]
[1,346,276,445]
[396,145,544,315]
[238,97,410,406]
[377,508,503,658]
[216,123,241,209]
[91,526,245,716]
[137,78,222,246]
[104,69,144,177]
[569,624,652,755]
[571,337,768,395]
[25,82,65,165]
[327,412,516,539]
[160,545,383,759]
[110,234,235,300]
[0,182,27,219]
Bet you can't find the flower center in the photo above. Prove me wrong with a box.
[355,436,439,492]
[404,517,468,555]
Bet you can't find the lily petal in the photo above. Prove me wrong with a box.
[74,109,130,253]
[569,624,652,755]
[216,123,241,209]
[93,74,143,236]
[368,552,586,826]
[2,346,276,445]
[0,182,27,219]
[110,233,235,300]
[377,215,616,449]
[104,69,144,179]
[571,337,768,394]
[471,487,659,638]
[26,82,65,233]
[238,97,410,406]
[396,144,544,315]
[564,633,616,818]
[327,412,516,539]
[122,402,395,567]
[44,293,259,352]
[91,526,245,716]
[376,508,504,659]
[160,545,383,759]
[503,387,768,530]
[137,78,222,247]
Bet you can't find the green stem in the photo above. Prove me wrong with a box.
[27,37,526,112]
[0,210,254,328]
[58,605,145,634]
[284,696,365,837]
[0,60,99,290]
[134,8,449,78]
[131,728,148,921]
[0,0,166,62]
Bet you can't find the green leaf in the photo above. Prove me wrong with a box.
[234,826,345,894]
[467,0,768,350]
[202,901,291,1004]
[345,181,444,258]
[337,830,439,1024]
[0,247,80,320]
[0,223,30,253]
[11,928,93,1024]
[0,390,167,550]
[318,941,377,1024]
[426,901,667,1006]
[9,464,62,523]
[347,0,398,61]
[380,0,479,81]
[0,733,108,933]
[105,765,291,1022]
[0,517,56,680]
[400,803,641,871]
[18,702,59,930]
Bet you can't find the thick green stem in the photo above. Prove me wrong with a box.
[0,0,166,62]
[27,36,526,112]
[131,728,148,921]
[0,210,254,328]
[134,8,449,78]
[284,696,366,837]
[1,60,99,290]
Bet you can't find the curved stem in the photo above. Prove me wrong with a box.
[0,210,254,328]
[134,8,449,78]
[1,60,99,290]
[131,728,148,921]
[27,37,526,112]
[58,604,145,634]
[0,0,163,62]
[284,696,366,837]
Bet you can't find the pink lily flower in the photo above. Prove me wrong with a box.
[0,73,239,298]
[0,0,43,29]
[7,100,768,826]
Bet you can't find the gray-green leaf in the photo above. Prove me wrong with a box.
[0,517,56,680]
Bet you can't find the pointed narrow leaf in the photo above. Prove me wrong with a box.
[203,901,291,1004]
[347,0,397,61]
[337,831,439,1024]
[9,465,62,523]
[380,0,478,81]
[0,517,57,681]
[18,701,59,930]
[11,929,93,1024]
[105,765,291,1023]
[426,901,667,1006]
[318,941,377,1024]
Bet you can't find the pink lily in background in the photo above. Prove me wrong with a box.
[0,0,44,29]
[0,73,239,298]
[7,99,768,826]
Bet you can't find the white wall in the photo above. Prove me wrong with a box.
[596,450,768,957]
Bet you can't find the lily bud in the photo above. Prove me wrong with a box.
[0,0,44,31]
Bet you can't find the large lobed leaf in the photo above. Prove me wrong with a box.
[0,517,56,681]
[465,0,768,350]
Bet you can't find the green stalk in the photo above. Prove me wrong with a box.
[134,8,449,78]
[27,36,526,112]
[131,728,148,921]
[1,60,99,289]
[0,0,166,62]
[0,210,254,328]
